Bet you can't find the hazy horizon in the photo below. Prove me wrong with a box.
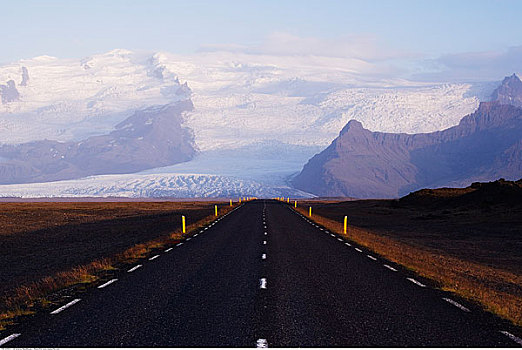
[2,0,522,82]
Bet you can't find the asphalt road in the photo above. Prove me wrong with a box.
[2,200,520,347]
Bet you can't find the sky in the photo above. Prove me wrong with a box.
[3,0,522,81]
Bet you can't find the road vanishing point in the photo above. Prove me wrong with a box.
[2,200,520,347]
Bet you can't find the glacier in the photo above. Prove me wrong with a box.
[0,49,500,198]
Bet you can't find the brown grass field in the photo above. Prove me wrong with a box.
[0,200,236,329]
[292,181,522,326]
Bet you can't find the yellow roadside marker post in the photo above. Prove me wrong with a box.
[344,216,347,234]
[294,200,297,208]
[287,197,289,203]
[309,206,312,217]
[215,205,218,216]
[230,199,232,206]
[239,197,242,204]
[182,215,186,234]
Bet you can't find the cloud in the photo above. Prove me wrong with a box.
[412,45,522,82]
[199,33,522,84]
[199,32,413,62]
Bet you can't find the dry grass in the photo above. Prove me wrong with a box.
[294,205,522,326]
[0,201,228,237]
[0,202,237,329]
[0,258,114,330]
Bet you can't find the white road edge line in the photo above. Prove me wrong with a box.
[345,242,352,247]
[256,338,268,348]
[330,233,335,237]
[500,331,522,346]
[355,248,363,252]
[127,264,142,272]
[407,278,426,287]
[367,255,377,261]
[149,255,160,261]
[442,298,470,312]
[176,242,183,246]
[384,264,397,272]
[337,238,343,242]
[0,333,21,346]
[260,278,267,289]
[164,248,173,252]
[50,298,81,314]
[98,279,118,289]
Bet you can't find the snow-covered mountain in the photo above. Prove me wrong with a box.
[0,49,499,197]
[293,74,522,198]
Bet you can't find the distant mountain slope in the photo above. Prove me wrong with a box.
[0,100,196,184]
[292,74,522,198]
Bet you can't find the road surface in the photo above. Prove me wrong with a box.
[2,200,520,347]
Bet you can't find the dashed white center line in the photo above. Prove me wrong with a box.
[164,248,173,252]
[149,255,160,261]
[256,338,268,348]
[194,233,198,237]
[442,298,470,312]
[367,255,377,261]
[262,253,266,260]
[330,233,335,237]
[355,248,363,252]
[264,232,268,235]
[500,331,522,346]
[407,278,426,287]
[50,298,81,314]
[127,264,142,272]
[176,242,183,246]
[337,238,343,242]
[260,278,267,289]
[0,333,21,346]
[98,279,118,289]
[263,240,267,245]
[384,264,397,271]
[186,237,191,241]
[345,242,352,247]
[199,230,204,233]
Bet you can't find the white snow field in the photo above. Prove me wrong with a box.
[0,49,497,197]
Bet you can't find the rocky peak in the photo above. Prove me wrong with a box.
[339,119,364,136]
[0,80,20,104]
[491,73,522,108]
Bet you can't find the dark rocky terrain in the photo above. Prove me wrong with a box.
[298,178,522,274]
[0,100,196,184]
[293,74,522,198]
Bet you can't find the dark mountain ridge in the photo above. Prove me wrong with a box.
[0,100,196,184]
[292,74,522,198]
